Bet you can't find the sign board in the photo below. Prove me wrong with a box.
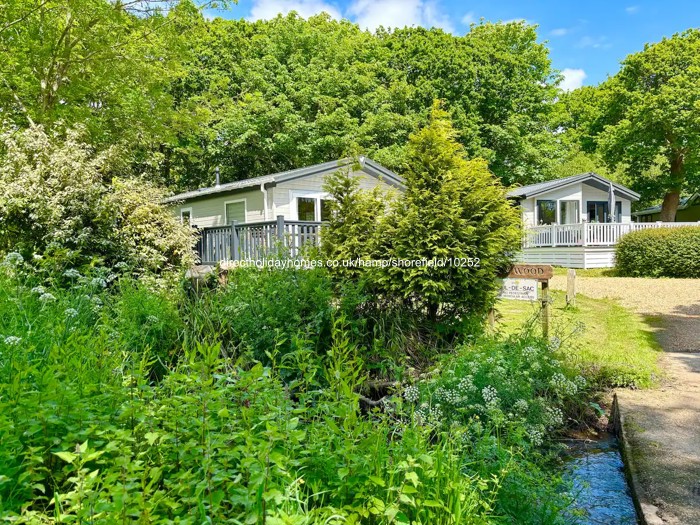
[505,264,553,281]
[497,278,538,301]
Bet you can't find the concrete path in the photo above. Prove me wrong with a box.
[550,275,700,524]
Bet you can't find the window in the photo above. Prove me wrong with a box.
[225,200,246,225]
[297,197,316,221]
[587,201,622,223]
[292,193,333,221]
[559,200,580,224]
[181,208,192,225]
[536,200,557,225]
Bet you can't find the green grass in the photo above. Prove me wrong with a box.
[494,290,661,388]
[552,267,619,278]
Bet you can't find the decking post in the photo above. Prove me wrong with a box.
[551,224,557,247]
[276,215,285,257]
[231,220,239,262]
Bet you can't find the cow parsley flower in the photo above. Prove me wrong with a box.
[90,277,107,288]
[39,292,56,303]
[4,252,24,266]
[514,399,529,413]
[63,269,81,279]
[64,308,79,319]
[4,336,22,346]
[31,286,46,295]
[403,385,420,403]
[482,385,500,408]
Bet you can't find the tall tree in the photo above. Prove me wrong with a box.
[568,30,700,220]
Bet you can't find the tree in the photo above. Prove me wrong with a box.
[377,104,521,320]
[0,126,196,274]
[573,30,700,220]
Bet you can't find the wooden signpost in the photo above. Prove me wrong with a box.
[495,263,554,337]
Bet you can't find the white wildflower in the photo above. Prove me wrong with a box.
[403,385,420,403]
[549,336,561,351]
[63,269,81,279]
[90,277,107,288]
[481,385,500,409]
[146,315,159,324]
[31,286,46,295]
[39,292,56,303]
[4,252,24,266]
[64,308,79,319]
[513,399,529,413]
[4,336,22,346]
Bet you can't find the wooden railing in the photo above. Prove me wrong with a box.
[524,222,700,248]
[195,216,322,264]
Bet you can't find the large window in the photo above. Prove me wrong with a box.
[587,201,622,223]
[294,194,333,221]
[225,200,246,224]
[536,200,557,225]
[559,200,580,224]
[297,197,316,221]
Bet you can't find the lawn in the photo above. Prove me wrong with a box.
[552,267,618,278]
[494,289,661,388]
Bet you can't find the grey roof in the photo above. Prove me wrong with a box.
[632,193,700,216]
[506,172,640,201]
[164,157,404,204]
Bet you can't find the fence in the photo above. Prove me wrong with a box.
[524,221,700,248]
[195,216,322,264]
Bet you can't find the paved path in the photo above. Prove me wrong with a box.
[550,275,700,524]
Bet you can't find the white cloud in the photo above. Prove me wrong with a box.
[625,5,639,14]
[550,27,568,37]
[461,11,477,26]
[348,0,454,33]
[577,35,611,49]
[248,0,341,21]
[560,68,587,91]
[501,18,531,25]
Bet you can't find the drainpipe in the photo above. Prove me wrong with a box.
[215,166,220,187]
[260,182,268,220]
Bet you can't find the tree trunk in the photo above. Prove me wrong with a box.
[660,191,681,222]
[660,153,685,222]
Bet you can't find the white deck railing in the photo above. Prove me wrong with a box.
[524,222,700,248]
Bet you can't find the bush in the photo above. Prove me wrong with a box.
[615,226,700,278]
[0,126,196,275]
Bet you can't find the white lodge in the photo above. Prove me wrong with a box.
[508,172,697,269]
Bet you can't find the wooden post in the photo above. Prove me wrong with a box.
[231,220,239,262]
[566,269,576,307]
[541,280,550,338]
[487,308,495,332]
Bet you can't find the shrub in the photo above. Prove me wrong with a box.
[0,126,196,275]
[615,226,700,278]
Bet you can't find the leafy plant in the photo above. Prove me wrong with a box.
[615,226,700,278]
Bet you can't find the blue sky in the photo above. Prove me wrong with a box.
[207,0,700,90]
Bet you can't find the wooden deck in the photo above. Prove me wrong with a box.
[524,222,700,248]
[195,216,322,264]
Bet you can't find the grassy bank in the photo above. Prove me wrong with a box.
[495,290,661,388]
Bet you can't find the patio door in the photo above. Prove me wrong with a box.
[587,201,622,223]
[559,200,580,224]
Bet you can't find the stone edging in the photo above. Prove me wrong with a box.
[610,393,666,525]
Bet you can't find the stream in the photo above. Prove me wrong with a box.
[562,433,639,525]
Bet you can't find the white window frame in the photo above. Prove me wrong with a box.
[180,207,193,225]
[224,198,247,225]
[289,190,331,222]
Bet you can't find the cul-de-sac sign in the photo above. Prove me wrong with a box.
[497,278,538,301]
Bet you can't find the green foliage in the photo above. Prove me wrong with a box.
[377,105,521,320]
[615,226,700,278]
[0,126,196,275]
[0,266,579,524]
[562,30,700,220]
[184,266,335,367]
[321,167,391,281]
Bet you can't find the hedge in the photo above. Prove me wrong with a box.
[615,226,700,278]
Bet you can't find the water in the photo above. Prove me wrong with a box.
[562,434,639,525]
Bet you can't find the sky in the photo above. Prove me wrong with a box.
[206,0,700,91]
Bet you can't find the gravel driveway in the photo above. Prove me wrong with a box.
[550,274,700,524]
